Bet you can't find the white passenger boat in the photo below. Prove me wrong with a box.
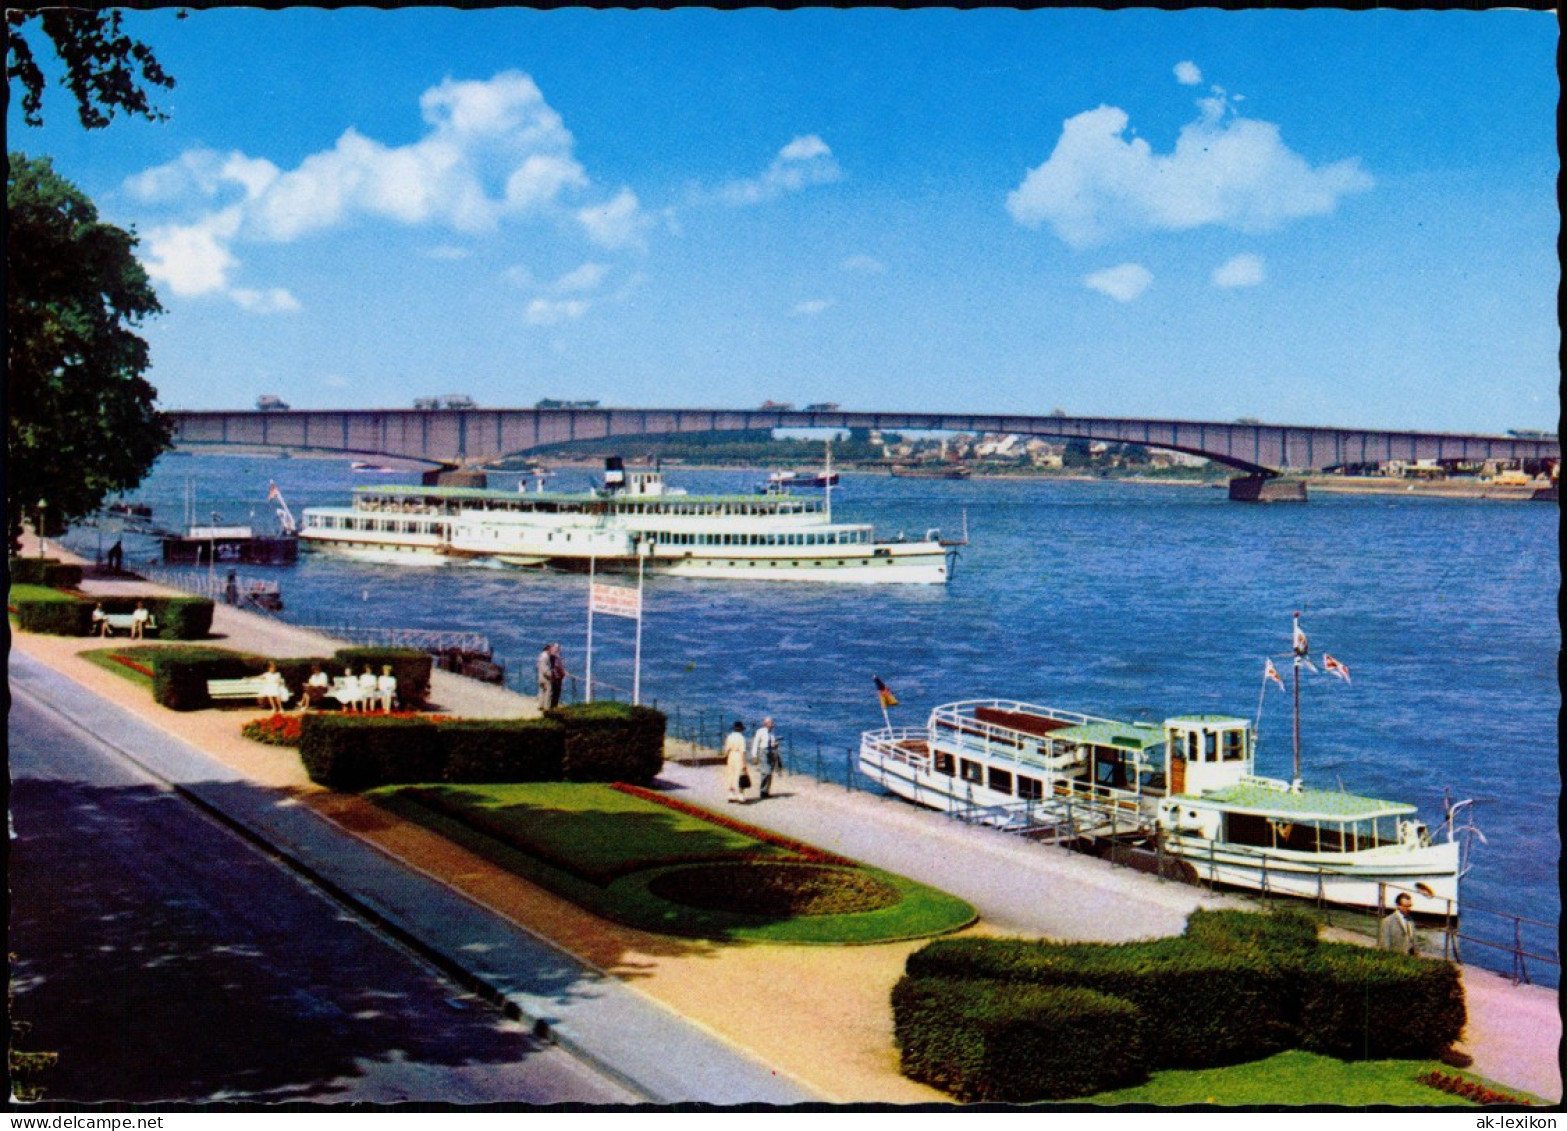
[858,619,1463,915]
[299,459,954,583]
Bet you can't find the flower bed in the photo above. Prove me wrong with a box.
[245,710,449,748]
[242,713,303,747]
[648,861,901,917]
[1419,1070,1533,1106]
[110,653,155,677]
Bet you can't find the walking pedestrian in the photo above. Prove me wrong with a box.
[723,721,751,803]
[1378,891,1420,955]
[537,642,567,710]
[752,716,782,799]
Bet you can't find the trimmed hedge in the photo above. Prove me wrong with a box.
[1298,942,1466,1060]
[906,935,1297,1069]
[301,715,443,790]
[7,584,214,640]
[895,910,1469,1102]
[893,977,1146,1102]
[549,701,665,786]
[8,557,84,588]
[439,719,565,783]
[9,584,93,635]
[297,708,661,789]
[333,647,432,708]
[94,594,215,640]
[152,651,266,710]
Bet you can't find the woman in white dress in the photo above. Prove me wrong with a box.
[723,721,751,803]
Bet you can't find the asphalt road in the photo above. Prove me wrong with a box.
[7,687,638,1105]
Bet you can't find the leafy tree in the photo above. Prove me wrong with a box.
[7,153,171,552]
[7,7,177,129]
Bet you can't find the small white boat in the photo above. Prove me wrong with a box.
[858,618,1463,916]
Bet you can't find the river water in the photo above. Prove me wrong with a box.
[66,453,1560,978]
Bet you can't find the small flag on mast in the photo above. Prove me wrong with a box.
[1292,612,1309,656]
[1264,658,1285,690]
[1323,654,1352,683]
[267,481,281,502]
[874,676,899,709]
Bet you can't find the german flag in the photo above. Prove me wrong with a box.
[874,676,898,709]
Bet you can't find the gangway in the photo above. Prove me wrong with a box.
[949,787,1149,846]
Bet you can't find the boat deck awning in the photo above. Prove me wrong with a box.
[1186,782,1416,821]
[1047,721,1164,752]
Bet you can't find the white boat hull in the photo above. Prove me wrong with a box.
[1158,834,1461,916]
[299,533,453,566]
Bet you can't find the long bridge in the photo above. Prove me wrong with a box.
[167,407,1559,501]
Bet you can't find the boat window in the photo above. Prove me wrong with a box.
[1224,811,1273,848]
[1221,730,1246,761]
[1017,775,1043,801]
[1203,731,1217,760]
[932,752,955,776]
[960,759,984,784]
[987,767,1013,795]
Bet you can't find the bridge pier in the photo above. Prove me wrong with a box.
[1229,475,1308,503]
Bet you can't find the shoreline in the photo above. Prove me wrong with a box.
[173,446,1553,501]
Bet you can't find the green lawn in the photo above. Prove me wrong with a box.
[1082,1049,1541,1107]
[81,644,241,689]
[376,781,977,944]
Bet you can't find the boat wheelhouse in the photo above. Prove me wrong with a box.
[859,698,1461,915]
[299,461,953,583]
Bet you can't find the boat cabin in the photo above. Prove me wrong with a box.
[1162,715,1253,796]
[1157,781,1425,857]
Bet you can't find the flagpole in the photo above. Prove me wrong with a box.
[632,543,645,706]
[585,556,596,704]
[1255,669,1268,735]
[1292,616,1303,787]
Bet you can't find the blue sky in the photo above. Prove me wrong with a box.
[10,8,1558,432]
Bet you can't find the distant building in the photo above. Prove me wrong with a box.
[256,394,290,411]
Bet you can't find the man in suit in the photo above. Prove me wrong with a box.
[751,716,782,799]
[1379,892,1419,954]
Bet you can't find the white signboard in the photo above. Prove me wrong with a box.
[590,581,642,619]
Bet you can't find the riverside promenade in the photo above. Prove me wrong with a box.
[10,542,1561,1105]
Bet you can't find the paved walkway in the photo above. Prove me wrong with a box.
[11,543,1561,1104]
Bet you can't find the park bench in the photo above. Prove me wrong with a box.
[98,612,157,634]
[206,677,289,703]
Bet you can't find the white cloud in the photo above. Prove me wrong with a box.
[1174,61,1203,86]
[577,188,646,250]
[525,298,590,325]
[1007,91,1373,248]
[720,135,842,205]
[554,262,608,292]
[121,71,631,300]
[426,245,471,260]
[1212,253,1266,288]
[1083,263,1153,302]
[230,287,302,314]
[140,207,244,296]
[842,254,886,275]
[793,298,833,316]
